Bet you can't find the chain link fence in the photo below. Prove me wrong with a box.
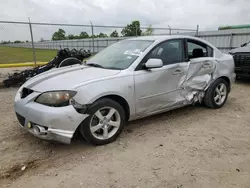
[0,20,197,64]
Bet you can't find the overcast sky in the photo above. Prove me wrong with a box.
[1,0,250,41]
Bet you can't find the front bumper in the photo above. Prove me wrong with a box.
[235,67,250,78]
[14,89,88,144]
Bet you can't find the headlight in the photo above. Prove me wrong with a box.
[35,91,77,107]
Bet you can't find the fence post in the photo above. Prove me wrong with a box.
[229,33,234,50]
[196,25,199,37]
[90,21,94,53]
[96,39,99,53]
[168,25,171,35]
[28,18,36,66]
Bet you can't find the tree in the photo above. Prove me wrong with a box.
[142,25,154,36]
[14,40,23,43]
[121,20,142,37]
[97,32,108,38]
[68,34,76,40]
[79,31,89,39]
[1,40,10,44]
[40,37,44,42]
[52,29,66,40]
[110,30,119,37]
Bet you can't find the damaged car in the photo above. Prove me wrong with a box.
[14,35,235,145]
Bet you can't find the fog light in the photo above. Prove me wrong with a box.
[27,122,32,129]
[33,125,40,135]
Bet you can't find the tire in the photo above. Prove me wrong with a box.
[58,57,81,68]
[79,98,126,145]
[204,78,229,109]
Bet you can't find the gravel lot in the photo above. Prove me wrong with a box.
[0,77,250,188]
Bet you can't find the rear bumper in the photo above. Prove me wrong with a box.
[14,90,88,144]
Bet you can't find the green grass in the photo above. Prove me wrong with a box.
[0,46,57,64]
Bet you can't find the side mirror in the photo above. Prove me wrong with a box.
[144,58,163,69]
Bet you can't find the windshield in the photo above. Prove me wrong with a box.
[87,40,153,70]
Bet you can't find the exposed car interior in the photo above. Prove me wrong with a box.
[192,48,204,58]
[148,42,182,65]
[148,39,212,64]
[187,40,210,59]
[158,43,181,64]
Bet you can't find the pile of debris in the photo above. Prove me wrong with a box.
[3,48,91,87]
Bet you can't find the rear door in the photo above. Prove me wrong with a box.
[183,39,216,89]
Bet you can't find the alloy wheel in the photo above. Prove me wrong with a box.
[90,107,121,140]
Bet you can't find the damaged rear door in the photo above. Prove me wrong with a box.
[184,57,216,90]
[180,38,216,100]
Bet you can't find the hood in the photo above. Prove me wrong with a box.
[23,65,121,92]
[229,46,250,54]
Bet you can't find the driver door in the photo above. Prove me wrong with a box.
[134,39,189,117]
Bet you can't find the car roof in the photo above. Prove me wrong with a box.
[127,35,199,41]
[126,35,217,49]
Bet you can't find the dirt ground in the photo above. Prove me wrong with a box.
[0,79,250,188]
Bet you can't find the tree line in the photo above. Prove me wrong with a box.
[1,40,30,44]
[0,20,153,44]
[52,20,153,40]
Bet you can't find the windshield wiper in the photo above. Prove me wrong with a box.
[86,63,104,68]
[241,41,250,47]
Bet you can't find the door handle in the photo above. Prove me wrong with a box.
[172,69,183,75]
[202,63,212,68]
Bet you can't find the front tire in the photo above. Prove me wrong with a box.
[204,78,229,109]
[79,98,126,145]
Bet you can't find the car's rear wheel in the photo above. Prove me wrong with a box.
[204,78,229,109]
[79,98,125,145]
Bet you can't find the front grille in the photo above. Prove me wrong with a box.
[21,87,34,99]
[233,53,250,67]
[16,113,25,127]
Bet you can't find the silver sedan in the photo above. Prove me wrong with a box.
[14,35,235,145]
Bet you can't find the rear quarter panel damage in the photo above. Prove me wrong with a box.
[179,54,235,103]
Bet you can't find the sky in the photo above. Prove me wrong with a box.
[0,0,250,41]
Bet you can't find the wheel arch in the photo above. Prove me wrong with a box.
[58,57,82,68]
[217,76,231,92]
[97,94,130,121]
[73,94,131,140]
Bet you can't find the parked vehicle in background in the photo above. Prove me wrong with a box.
[229,41,250,78]
[14,35,235,146]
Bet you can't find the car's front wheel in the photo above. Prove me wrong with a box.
[204,78,229,109]
[79,98,126,145]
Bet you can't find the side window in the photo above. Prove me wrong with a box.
[147,39,184,65]
[187,40,213,59]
